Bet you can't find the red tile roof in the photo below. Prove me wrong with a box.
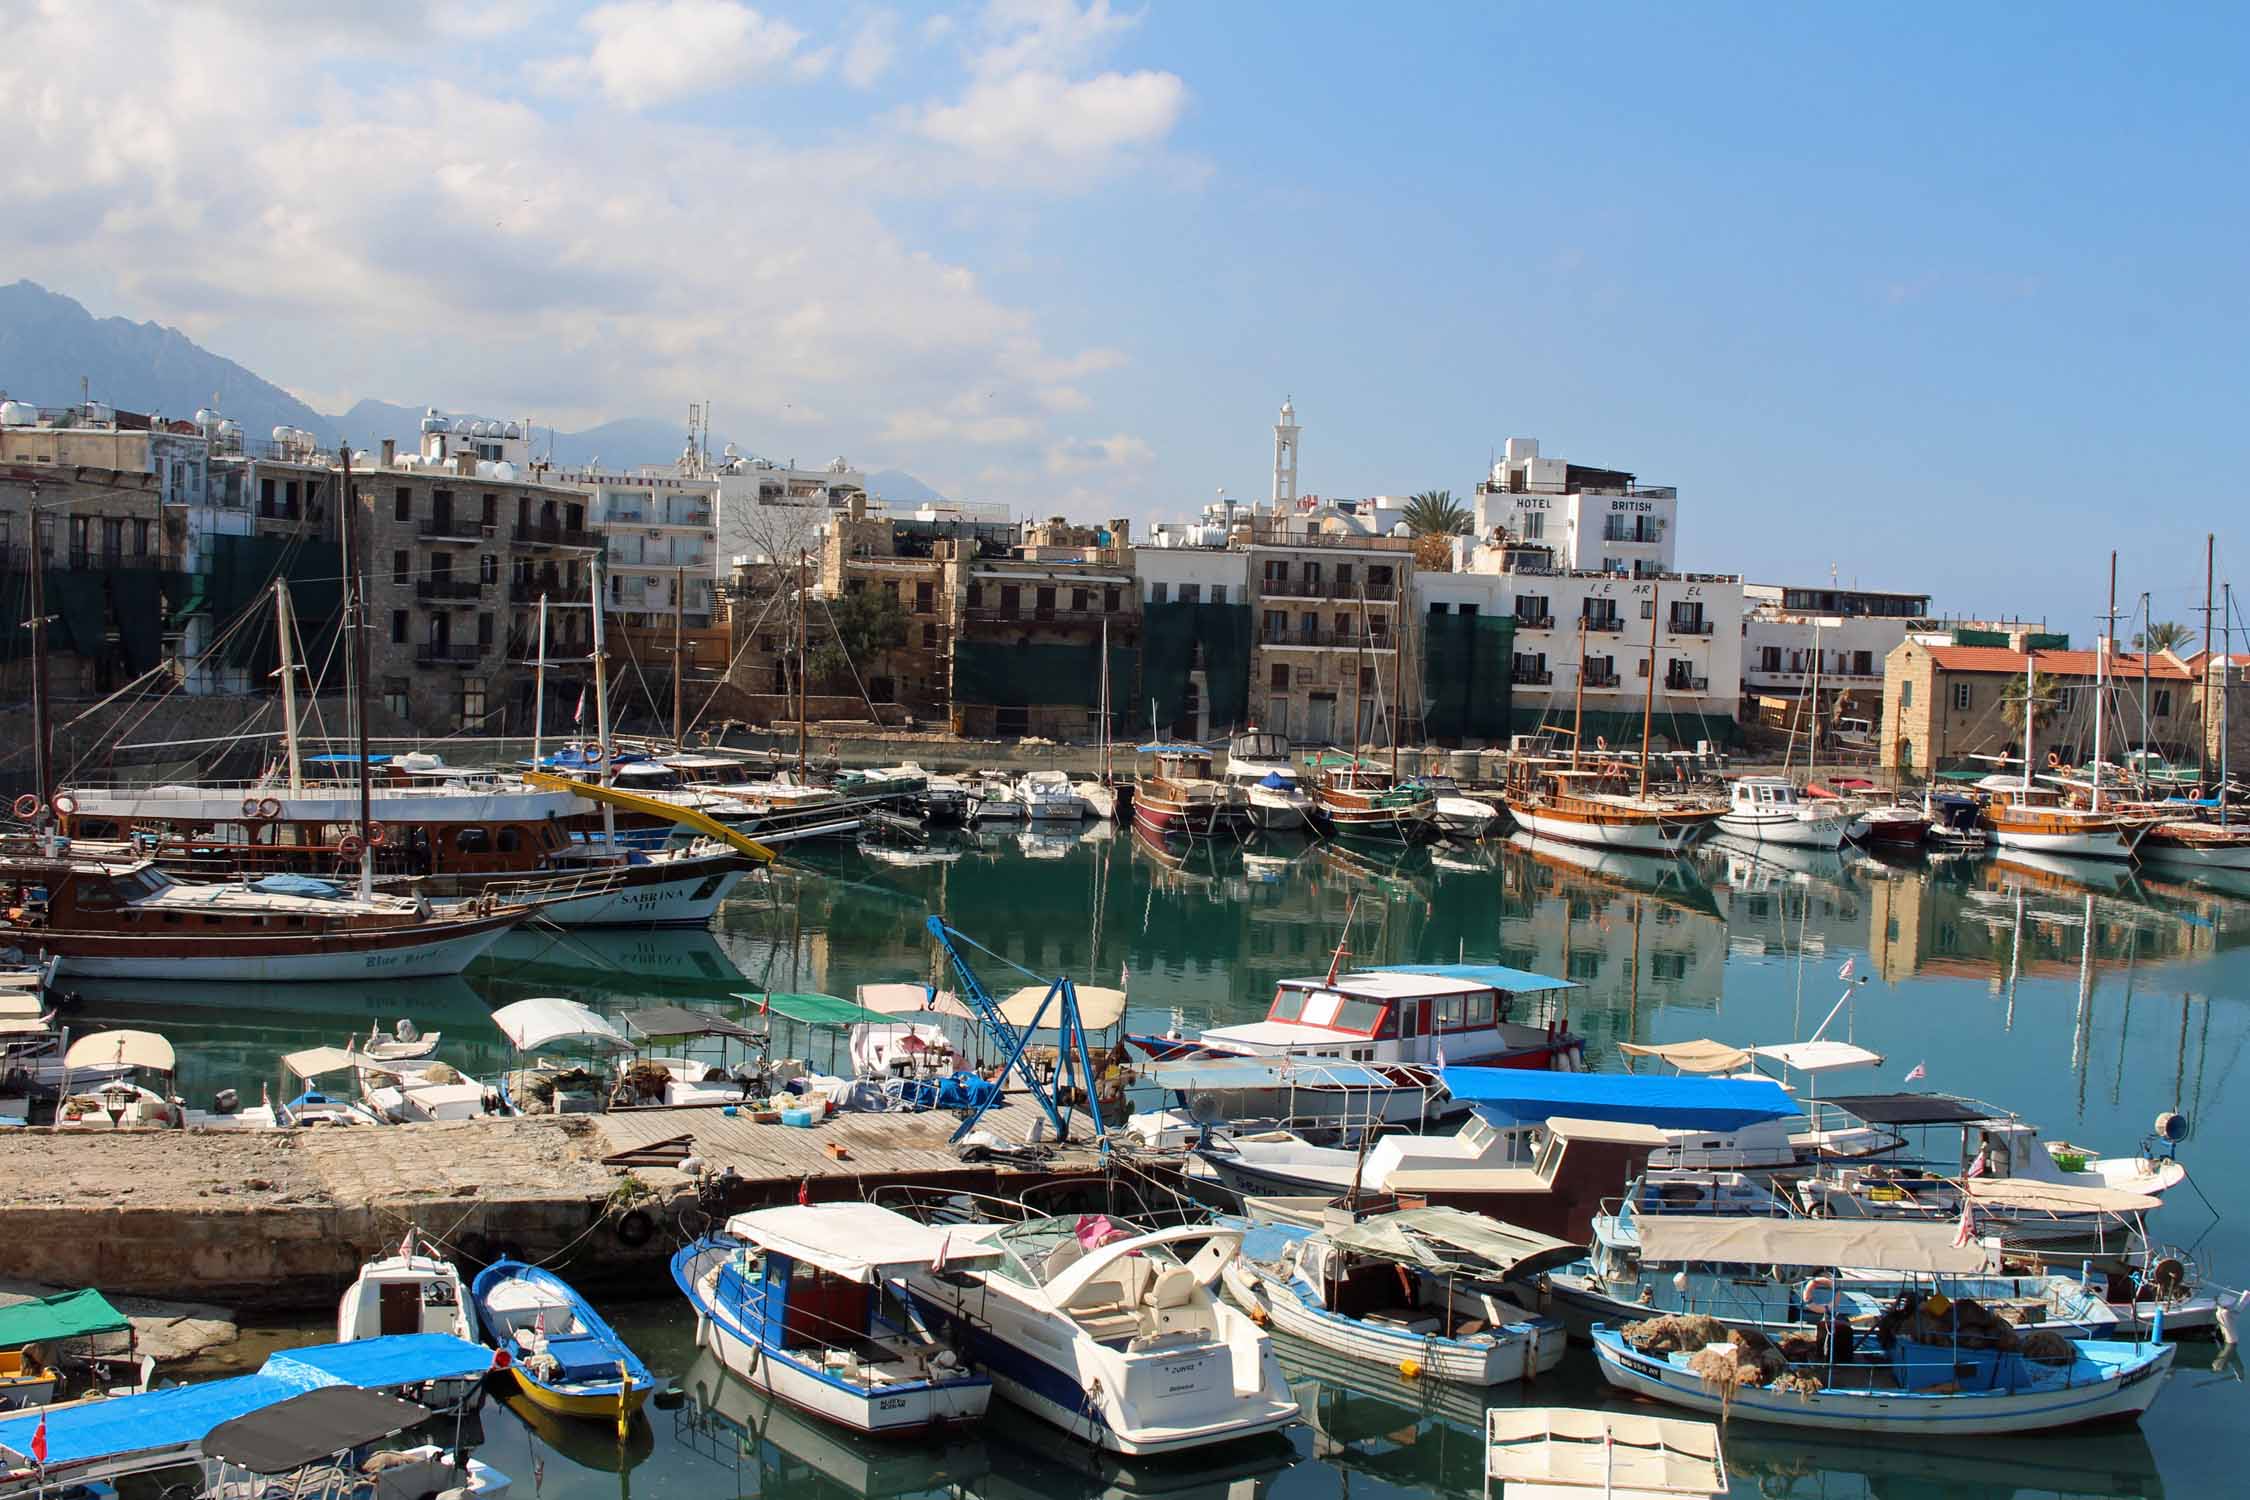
[1922,645,2190,680]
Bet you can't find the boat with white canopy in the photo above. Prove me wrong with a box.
[1482,1408,1729,1500]
[493,996,635,1114]
[673,1203,997,1437]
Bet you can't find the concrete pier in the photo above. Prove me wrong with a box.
[0,1103,1107,1312]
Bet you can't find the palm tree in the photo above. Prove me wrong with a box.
[2133,620,2193,655]
[1401,489,1472,537]
[1999,670,2061,750]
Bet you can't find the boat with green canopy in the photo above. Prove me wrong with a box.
[0,1288,148,1409]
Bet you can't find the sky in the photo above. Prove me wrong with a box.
[3,1,2246,638]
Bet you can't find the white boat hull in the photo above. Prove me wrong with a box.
[47,920,515,981]
[696,1304,990,1436]
[1243,789,1317,831]
[1594,1330,2174,1434]
[538,866,747,926]
[1221,1261,1562,1386]
[1989,827,2136,861]
[1432,796,1502,839]
[2138,838,2250,872]
[1510,806,1701,854]
[1714,811,1850,848]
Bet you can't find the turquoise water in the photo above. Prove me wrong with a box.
[78,824,2250,1498]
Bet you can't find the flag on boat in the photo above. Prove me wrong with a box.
[934,1233,953,1273]
[797,1177,810,1207]
[573,685,586,726]
[1838,956,1855,981]
[1435,1041,1448,1070]
[1952,1193,1977,1248]
[398,1226,415,1259]
[1904,1061,1927,1083]
[29,1410,45,1467]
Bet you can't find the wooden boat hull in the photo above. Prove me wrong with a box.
[1592,1327,2173,1434]
[1220,1260,1562,1386]
[2137,829,2250,871]
[1508,801,1712,854]
[19,909,521,981]
[1132,798,1220,837]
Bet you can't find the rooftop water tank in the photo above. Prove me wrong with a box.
[271,425,293,444]
[421,410,448,433]
[451,417,473,433]
[194,407,219,430]
[503,422,522,440]
[491,461,517,482]
[0,401,38,426]
[475,460,498,479]
[83,401,114,426]
[217,420,240,440]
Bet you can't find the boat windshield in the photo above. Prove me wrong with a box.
[110,866,175,901]
[987,1216,1171,1287]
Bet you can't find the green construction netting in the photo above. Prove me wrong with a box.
[202,534,345,679]
[953,640,1137,712]
[1511,706,1743,749]
[733,992,890,1026]
[2022,632,2071,651]
[0,566,185,674]
[1140,602,1252,736]
[1952,628,2008,647]
[1422,613,1515,742]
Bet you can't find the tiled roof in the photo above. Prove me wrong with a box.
[1922,646,2191,680]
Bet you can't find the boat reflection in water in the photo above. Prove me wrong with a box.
[503,1384,656,1476]
[672,1349,1290,1500]
[479,925,753,995]
[1717,1421,2165,1499]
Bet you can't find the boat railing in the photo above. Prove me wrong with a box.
[478,867,632,907]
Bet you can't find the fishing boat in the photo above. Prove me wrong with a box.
[0,853,524,981]
[1403,775,1503,840]
[338,1232,475,1345]
[1482,1408,1730,1500]
[470,1259,651,1435]
[357,1055,506,1123]
[1222,730,1316,831]
[1130,744,1228,838]
[1715,777,1851,848]
[1128,963,1583,1073]
[1016,769,1085,821]
[1923,790,1991,849]
[968,774,1025,822]
[196,1387,510,1500]
[1311,755,1439,843]
[894,1201,1298,1455]
[1590,1318,2174,1435]
[917,770,973,825]
[0,1289,148,1410]
[1132,1053,1454,1134]
[672,1204,996,1436]
[2134,814,2250,871]
[1219,1207,1571,1386]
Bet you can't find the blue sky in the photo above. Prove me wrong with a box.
[5,2,2244,638]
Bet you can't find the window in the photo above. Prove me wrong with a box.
[1262,609,1287,637]
[1901,681,1913,707]
[2154,688,2174,718]
[1035,586,1055,613]
[2055,686,2077,715]
[1180,584,1201,605]
[390,609,408,644]
[1334,612,1352,639]
[480,553,499,584]
[1105,587,1120,612]
[1263,559,1288,583]
[388,549,407,585]
[1852,650,1873,676]
[1071,588,1090,611]
[459,678,486,728]
[1435,995,1465,1030]
[922,623,938,650]
[382,677,410,718]
[1000,584,1021,616]
[497,827,523,854]
[133,519,151,557]
[1150,581,1167,605]
[915,582,934,613]
[1368,566,1393,592]
[261,477,277,515]
[1520,511,1544,539]
[1271,663,1289,689]
[1640,598,1654,619]
[1460,603,1478,617]
[69,515,89,565]
[966,583,983,609]
[393,487,410,521]
[455,825,492,853]
[477,613,494,648]
[1952,682,1973,712]
[1430,602,1449,616]
[1360,667,1376,693]
[1761,646,1781,672]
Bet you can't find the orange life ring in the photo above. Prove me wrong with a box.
[257,797,283,820]
[367,822,388,847]
[338,835,365,858]
[12,795,39,820]
[49,794,76,817]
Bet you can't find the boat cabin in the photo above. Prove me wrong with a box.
[1197,966,1580,1071]
[1727,777,1806,812]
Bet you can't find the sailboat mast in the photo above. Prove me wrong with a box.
[590,555,616,845]
[1571,617,1587,772]
[1389,571,1402,782]
[796,549,809,778]
[1099,615,1111,784]
[1639,581,1661,800]
[2021,651,2036,794]
[27,491,51,835]
[1352,582,1367,757]
[1805,619,1823,781]
[273,581,303,794]
[2205,533,2216,793]
[341,444,373,901]
[2095,550,2114,814]
[532,594,549,769]
[672,564,686,749]
[2224,583,2234,828]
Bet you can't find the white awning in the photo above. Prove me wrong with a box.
[63,1030,175,1072]
[723,1204,1002,1281]
[1484,1407,1725,1496]
[1617,1039,1752,1075]
[492,996,632,1053]
[1634,1216,1989,1274]
[999,984,1128,1031]
[855,982,973,1021]
[1751,1040,1884,1074]
[282,1046,361,1080]
[0,992,44,1019]
[1964,1178,2163,1214]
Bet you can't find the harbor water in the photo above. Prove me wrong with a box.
[88,824,2250,1499]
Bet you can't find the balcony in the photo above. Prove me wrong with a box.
[1583,671,1622,689]
[414,643,486,669]
[515,523,600,550]
[1257,578,1398,602]
[1512,668,1554,686]
[1667,619,1714,635]
[419,517,492,543]
[1579,616,1624,634]
[1512,614,1555,630]
[964,605,1129,626]
[1667,675,1711,694]
[1258,627,1395,650]
[414,577,487,602]
[603,510,713,530]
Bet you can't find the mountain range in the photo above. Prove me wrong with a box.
[0,278,943,503]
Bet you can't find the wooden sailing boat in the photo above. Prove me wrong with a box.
[2140,571,2250,870]
[1504,583,1724,854]
[1981,608,2152,862]
[1310,578,1436,842]
[1074,618,1120,820]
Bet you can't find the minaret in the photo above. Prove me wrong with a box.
[1271,397,1300,517]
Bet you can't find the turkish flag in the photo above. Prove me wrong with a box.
[29,1411,46,1467]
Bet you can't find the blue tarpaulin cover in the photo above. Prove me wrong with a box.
[1365,963,1576,995]
[0,1333,489,1470]
[1439,1069,1796,1130]
[252,874,347,899]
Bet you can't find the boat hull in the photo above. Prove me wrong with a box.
[1714,811,1850,848]
[505,1364,652,1425]
[1508,803,1710,854]
[1222,1262,1562,1386]
[1592,1328,2173,1434]
[30,910,520,981]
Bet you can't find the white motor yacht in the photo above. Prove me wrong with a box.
[1715,777,1852,848]
[970,774,1025,822]
[900,1210,1298,1455]
[1017,769,1086,821]
[1222,730,1316,831]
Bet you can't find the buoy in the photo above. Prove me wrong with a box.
[50,793,77,817]
[1801,1276,1839,1313]
[12,795,39,820]
[1398,1358,1422,1380]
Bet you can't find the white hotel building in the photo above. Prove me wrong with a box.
[1419,437,1743,734]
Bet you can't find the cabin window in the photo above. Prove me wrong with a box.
[498,827,523,853]
[1331,998,1385,1034]
[1301,990,1343,1026]
[1398,1002,1421,1038]
[203,914,223,925]
[163,912,183,924]
[288,916,306,927]
[1268,987,1308,1022]
[456,826,492,853]
[1435,995,1465,1030]
[75,885,118,910]
[1374,1005,1399,1039]
[1466,992,1495,1028]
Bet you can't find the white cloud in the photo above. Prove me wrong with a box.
[1047,433,1154,473]
[920,1,1185,161]
[842,11,900,88]
[538,0,807,108]
[921,13,958,42]
[968,0,1141,78]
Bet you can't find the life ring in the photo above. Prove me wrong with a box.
[1801,1275,1839,1313]
[241,797,262,819]
[614,1209,655,1247]
[50,793,76,817]
[12,795,40,820]
[367,821,388,847]
[257,797,283,820]
[338,835,365,858]
[2046,751,2062,769]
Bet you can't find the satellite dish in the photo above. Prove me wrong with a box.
[2154,1110,2189,1144]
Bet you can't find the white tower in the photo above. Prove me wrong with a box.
[1271,397,1300,517]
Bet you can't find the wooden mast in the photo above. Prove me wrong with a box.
[672,564,686,750]
[340,443,373,901]
[1639,580,1661,800]
[796,549,809,778]
[1571,616,1587,773]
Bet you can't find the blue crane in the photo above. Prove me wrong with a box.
[924,914,1109,1151]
